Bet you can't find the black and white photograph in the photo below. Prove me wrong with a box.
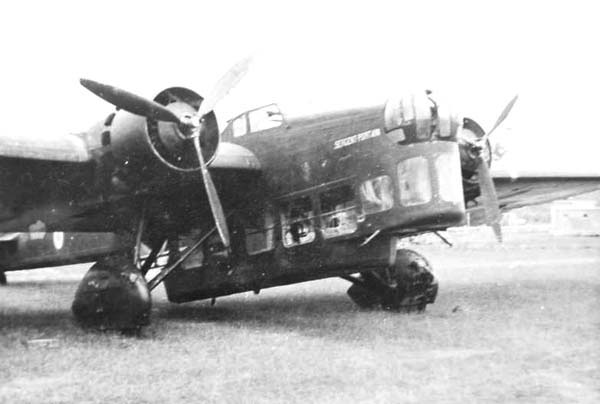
[0,1,599,402]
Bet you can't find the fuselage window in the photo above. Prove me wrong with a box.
[178,230,206,269]
[232,115,248,137]
[319,185,358,239]
[281,196,315,247]
[434,149,463,204]
[248,104,283,132]
[244,205,275,255]
[359,175,394,214]
[397,157,432,206]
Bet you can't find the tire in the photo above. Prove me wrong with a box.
[347,283,381,309]
[381,249,438,312]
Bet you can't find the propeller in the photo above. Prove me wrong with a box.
[480,95,519,144]
[80,57,253,248]
[192,135,230,247]
[476,153,503,242]
[461,95,519,242]
[79,79,182,124]
[197,56,253,118]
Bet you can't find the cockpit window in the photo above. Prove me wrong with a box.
[248,104,283,132]
[232,115,248,138]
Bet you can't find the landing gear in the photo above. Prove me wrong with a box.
[345,249,438,312]
[0,270,6,286]
[70,221,217,331]
[72,254,151,331]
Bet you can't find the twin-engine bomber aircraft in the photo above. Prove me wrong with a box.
[1,59,598,331]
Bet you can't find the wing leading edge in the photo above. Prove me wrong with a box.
[0,133,91,163]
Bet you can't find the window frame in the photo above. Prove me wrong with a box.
[231,114,249,138]
[318,184,359,239]
[397,156,433,207]
[248,104,284,133]
[279,195,317,248]
[434,150,463,204]
[243,204,276,255]
[358,175,394,216]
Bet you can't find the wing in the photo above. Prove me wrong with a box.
[0,132,95,229]
[0,132,91,162]
[0,129,261,234]
[0,232,123,272]
[467,170,600,227]
[494,176,600,211]
[492,167,600,211]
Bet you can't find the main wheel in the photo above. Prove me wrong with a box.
[381,249,438,312]
[345,249,438,313]
[347,283,381,309]
[72,254,151,331]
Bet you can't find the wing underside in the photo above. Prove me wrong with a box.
[465,176,600,228]
[494,177,600,211]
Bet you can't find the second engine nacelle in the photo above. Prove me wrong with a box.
[458,117,491,203]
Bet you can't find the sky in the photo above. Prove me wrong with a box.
[0,0,598,175]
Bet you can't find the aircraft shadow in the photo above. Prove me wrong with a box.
[0,287,425,339]
[161,292,353,315]
[0,310,79,335]
[155,292,396,341]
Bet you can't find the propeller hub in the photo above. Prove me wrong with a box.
[178,113,202,135]
[144,88,220,171]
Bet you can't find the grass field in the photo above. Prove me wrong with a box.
[1,233,599,403]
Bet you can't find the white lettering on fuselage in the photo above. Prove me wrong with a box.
[333,128,381,150]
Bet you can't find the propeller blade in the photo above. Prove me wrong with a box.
[192,136,230,248]
[482,94,519,142]
[476,157,503,242]
[80,79,181,124]
[197,56,253,118]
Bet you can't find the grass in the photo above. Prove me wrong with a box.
[1,236,599,403]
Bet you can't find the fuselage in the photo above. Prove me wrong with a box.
[0,93,466,301]
[163,99,466,301]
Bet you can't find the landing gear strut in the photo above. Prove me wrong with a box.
[344,249,438,312]
[71,222,218,331]
[0,270,6,286]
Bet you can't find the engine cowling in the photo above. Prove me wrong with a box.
[459,117,491,203]
[98,87,219,193]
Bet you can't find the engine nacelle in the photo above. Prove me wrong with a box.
[99,87,219,193]
[459,117,491,203]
